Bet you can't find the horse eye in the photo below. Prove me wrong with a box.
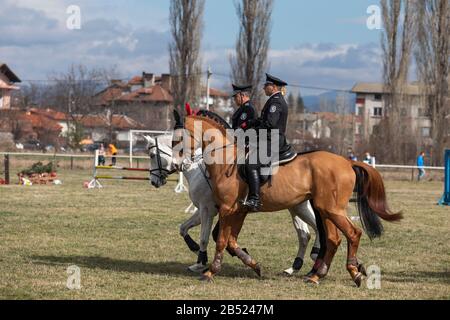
[150,154,155,159]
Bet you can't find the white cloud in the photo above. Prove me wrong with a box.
[1,0,382,95]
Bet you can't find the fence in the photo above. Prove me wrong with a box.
[1,151,446,184]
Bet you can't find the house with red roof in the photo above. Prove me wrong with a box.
[76,113,145,145]
[94,72,231,130]
[0,108,63,147]
[0,63,21,110]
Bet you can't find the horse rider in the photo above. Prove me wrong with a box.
[211,84,257,245]
[230,84,256,130]
[243,73,293,212]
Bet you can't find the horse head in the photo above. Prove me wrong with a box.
[145,134,176,188]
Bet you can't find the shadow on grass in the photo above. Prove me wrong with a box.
[383,270,450,284]
[30,255,261,279]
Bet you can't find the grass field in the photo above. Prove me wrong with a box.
[0,169,449,300]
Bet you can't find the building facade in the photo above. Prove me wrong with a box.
[0,63,21,109]
[94,72,231,130]
[351,82,433,148]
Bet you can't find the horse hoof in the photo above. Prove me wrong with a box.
[292,257,303,271]
[199,274,214,283]
[353,272,363,288]
[304,275,320,285]
[254,264,262,278]
[283,267,297,276]
[358,264,367,277]
[188,263,207,273]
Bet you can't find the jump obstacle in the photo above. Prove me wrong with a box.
[438,149,450,206]
[88,149,187,193]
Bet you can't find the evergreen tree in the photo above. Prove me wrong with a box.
[287,92,296,113]
[297,92,305,114]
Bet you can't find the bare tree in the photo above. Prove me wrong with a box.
[376,0,416,163]
[415,0,449,165]
[230,0,273,109]
[169,0,205,114]
[48,64,115,148]
[11,82,51,109]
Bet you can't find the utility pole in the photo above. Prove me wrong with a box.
[206,67,212,110]
[67,88,73,145]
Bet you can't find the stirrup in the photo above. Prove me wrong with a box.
[242,198,261,212]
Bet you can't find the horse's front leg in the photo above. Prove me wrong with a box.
[201,208,234,282]
[188,204,215,273]
[180,209,201,253]
[226,211,261,277]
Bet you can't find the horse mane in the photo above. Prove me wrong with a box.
[195,109,231,129]
[188,114,229,137]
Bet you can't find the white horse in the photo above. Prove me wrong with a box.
[145,134,321,275]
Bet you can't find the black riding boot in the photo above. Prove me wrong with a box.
[244,168,261,212]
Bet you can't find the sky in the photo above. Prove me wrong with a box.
[0,0,385,95]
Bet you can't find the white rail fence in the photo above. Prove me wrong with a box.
[1,152,444,182]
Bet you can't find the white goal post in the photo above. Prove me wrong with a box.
[128,129,187,193]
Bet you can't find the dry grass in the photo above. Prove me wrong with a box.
[0,168,449,300]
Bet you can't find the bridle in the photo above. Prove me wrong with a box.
[148,137,177,180]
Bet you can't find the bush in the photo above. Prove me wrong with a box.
[20,161,57,175]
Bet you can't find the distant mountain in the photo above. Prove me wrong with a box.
[302,91,356,114]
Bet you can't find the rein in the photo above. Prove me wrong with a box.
[149,138,177,178]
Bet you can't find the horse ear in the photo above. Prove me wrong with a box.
[143,135,154,144]
[173,109,181,124]
[185,103,192,116]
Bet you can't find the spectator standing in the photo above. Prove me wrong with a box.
[109,143,118,166]
[363,151,372,165]
[417,151,426,181]
[347,148,357,161]
[98,144,106,166]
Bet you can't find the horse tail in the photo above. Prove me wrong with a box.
[352,161,403,239]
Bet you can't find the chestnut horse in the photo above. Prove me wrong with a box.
[173,112,402,286]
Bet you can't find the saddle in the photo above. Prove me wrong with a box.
[237,145,297,186]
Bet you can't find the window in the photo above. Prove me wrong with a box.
[374,93,382,101]
[418,108,431,117]
[421,127,431,137]
[373,107,383,117]
[356,106,363,116]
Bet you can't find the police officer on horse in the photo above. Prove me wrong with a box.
[243,73,294,212]
[230,84,256,130]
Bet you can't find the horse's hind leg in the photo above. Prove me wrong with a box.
[317,218,341,277]
[304,205,327,279]
[188,205,215,273]
[304,214,341,284]
[284,207,311,275]
[303,201,321,261]
[327,211,363,287]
